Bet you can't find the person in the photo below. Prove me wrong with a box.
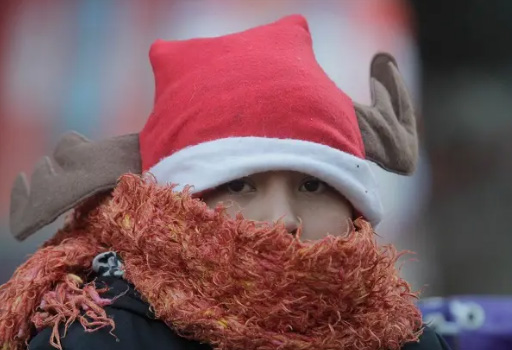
[0,15,450,350]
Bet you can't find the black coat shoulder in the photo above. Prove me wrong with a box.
[402,326,452,350]
[29,276,210,350]
[29,277,449,350]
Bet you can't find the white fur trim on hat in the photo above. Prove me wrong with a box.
[148,137,383,225]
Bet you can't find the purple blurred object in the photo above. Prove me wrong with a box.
[418,296,512,350]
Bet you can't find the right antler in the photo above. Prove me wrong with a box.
[354,53,418,175]
[10,132,141,241]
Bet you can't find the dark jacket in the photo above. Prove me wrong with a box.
[29,276,451,350]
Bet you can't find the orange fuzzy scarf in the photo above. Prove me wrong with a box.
[0,175,422,350]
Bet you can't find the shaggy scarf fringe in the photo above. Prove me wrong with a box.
[0,174,422,350]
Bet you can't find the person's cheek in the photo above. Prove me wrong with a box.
[296,205,331,240]
[316,202,351,238]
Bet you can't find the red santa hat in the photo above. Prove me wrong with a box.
[140,15,381,224]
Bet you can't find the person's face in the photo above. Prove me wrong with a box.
[201,171,353,240]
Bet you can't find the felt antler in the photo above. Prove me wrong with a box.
[354,53,418,175]
[10,132,141,241]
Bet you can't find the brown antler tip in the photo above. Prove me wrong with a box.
[371,53,397,73]
[54,131,90,159]
[34,156,57,179]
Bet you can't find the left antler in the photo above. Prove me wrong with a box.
[10,132,141,241]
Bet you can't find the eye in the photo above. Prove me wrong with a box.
[225,179,255,194]
[299,178,327,193]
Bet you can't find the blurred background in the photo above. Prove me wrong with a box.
[0,0,511,301]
